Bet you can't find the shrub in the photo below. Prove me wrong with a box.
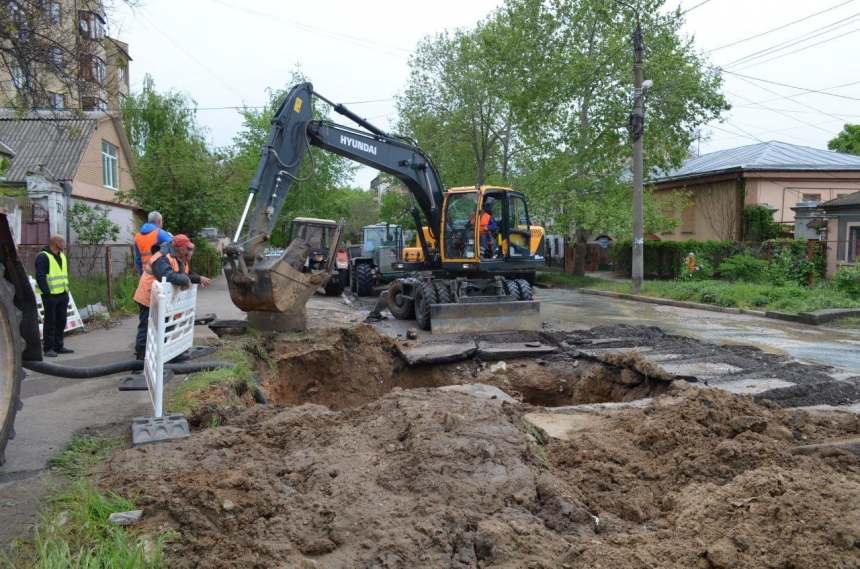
[834,264,860,299]
[718,251,768,283]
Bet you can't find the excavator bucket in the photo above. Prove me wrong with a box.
[429,299,541,335]
[225,258,329,314]
[225,220,345,328]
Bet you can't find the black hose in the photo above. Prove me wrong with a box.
[22,360,235,378]
[23,359,268,404]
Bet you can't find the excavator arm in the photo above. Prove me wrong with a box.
[225,82,446,313]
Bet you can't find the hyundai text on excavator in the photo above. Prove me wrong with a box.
[224,82,545,334]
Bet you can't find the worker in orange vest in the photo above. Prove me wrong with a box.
[133,234,211,360]
[469,198,498,257]
[134,211,173,275]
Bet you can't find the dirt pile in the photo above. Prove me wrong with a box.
[98,379,860,568]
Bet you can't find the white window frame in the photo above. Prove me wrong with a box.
[102,140,118,189]
[48,92,64,109]
[92,56,106,84]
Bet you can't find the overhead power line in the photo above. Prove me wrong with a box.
[722,10,860,68]
[728,14,860,71]
[723,72,860,102]
[706,0,856,53]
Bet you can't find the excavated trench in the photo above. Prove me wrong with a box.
[253,325,672,410]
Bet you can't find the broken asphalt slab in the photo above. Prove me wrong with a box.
[397,341,560,365]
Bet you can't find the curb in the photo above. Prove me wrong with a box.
[577,289,860,326]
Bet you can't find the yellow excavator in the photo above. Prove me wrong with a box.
[224,82,546,334]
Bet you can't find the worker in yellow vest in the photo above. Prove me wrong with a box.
[133,234,211,360]
[34,234,72,357]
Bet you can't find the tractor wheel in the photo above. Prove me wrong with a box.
[356,264,374,297]
[387,281,414,320]
[323,270,346,296]
[505,279,523,301]
[414,281,438,331]
[0,265,24,467]
[434,281,452,304]
[349,265,357,293]
[516,279,534,301]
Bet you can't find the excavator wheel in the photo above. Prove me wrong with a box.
[505,279,523,301]
[434,282,452,305]
[323,270,346,296]
[515,279,534,301]
[0,265,24,467]
[387,280,415,320]
[356,264,374,297]
[414,281,438,331]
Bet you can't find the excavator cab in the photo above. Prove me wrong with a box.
[439,187,543,266]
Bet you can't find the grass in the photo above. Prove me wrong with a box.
[166,336,259,417]
[535,270,604,287]
[68,273,139,318]
[830,316,860,329]
[3,436,169,569]
[589,279,860,314]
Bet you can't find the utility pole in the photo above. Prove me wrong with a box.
[630,23,644,294]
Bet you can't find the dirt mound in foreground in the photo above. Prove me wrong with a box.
[98,384,860,569]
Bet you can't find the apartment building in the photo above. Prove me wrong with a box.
[0,0,130,112]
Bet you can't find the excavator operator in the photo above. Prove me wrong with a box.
[469,198,498,258]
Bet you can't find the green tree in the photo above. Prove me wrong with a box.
[67,201,120,277]
[828,124,860,156]
[117,75,233,239]
[396,28,520,187]
[431,0,727,275]
[227,69,360,238]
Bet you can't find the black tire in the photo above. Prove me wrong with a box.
[349,265,357,293]
[505,279,523,301]
[356,263,373,297]
[387,280,415,320]
[414,281,437,331]
[434,281,452,304]
[516,279,534,301]
[0,265,24,467]
[323,270,346,296]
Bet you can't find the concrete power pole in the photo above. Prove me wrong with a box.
[630,24,644,294]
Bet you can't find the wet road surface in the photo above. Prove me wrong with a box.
[537,288,860,375]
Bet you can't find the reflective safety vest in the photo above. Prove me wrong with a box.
[134,251,179,307]
[135,230,160,273]
[37,250,69,294]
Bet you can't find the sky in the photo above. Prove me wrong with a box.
[109,0,860,189]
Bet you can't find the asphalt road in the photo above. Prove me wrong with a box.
[535,288,860,375]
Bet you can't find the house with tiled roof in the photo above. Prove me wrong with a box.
[649,141,860,242]
[0,112,139,245]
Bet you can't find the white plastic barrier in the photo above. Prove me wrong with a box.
[29,276,85,336]
[144,279,197,417]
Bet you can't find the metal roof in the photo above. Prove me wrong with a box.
[653,141,860,183]
[0,116,98,182]
[821,190,860,209]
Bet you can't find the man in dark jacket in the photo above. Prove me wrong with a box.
[132,234,211,360]
[35,234,73,357]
